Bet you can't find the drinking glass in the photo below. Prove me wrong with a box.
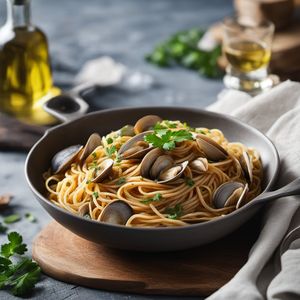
[222,16,275,94]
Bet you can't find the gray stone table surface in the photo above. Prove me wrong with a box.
[0,0,233,299]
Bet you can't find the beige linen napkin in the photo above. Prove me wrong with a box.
[207,80,300,300]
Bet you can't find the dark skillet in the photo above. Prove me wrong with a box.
[25,106,280,252]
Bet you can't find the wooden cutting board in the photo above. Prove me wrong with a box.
[32,219,260,296]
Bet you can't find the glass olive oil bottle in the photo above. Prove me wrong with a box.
[0,0,59,124]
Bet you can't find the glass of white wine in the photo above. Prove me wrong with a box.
[222,16,275,94]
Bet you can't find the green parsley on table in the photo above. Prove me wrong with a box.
[141,193,162,204]
[145,28,223,78]
[4,214,21,224]
[144,129,193,151]
[0,232,41,297]
[25,213,37,223]
[165,204,183,220]
[0,223,8,234]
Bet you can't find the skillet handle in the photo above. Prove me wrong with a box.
[250,177,300,206]
[43,84,93,123]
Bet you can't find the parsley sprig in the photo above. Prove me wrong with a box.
[0,232,41,296]
[144,129,193,151]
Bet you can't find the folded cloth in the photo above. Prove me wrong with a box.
[207,80,300,300]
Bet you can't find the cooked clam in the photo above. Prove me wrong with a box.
[51,144,83,174]
[158,161,188,184]
[79,133,102,162]
[196,134,228,161]
[118,125,135,137]
[99,200,133,225]
[140,148,163,178]
[140,148,188,184]
[134,115,162,134]
[190,157,208,173]
[239,151,253,184]
[118,131,153,159]
[213,182,248,209]
[149,155,174,179]
[78,202,90,217]
[91,158,114,183]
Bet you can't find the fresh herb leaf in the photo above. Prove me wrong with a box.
[116,177,126,185]
[185,177,195,187]
[106,137,113,144]
[86,180,91,184]
[25,213,37,223]
[92,152,97,159]
[145,129,193,151]
[165,204,183,219]
[141,193,162,204]
[105,145,117,157]
[0,223,8,234]
[164,120,177,128]
[10,260,41,296]
[4,214,21,224]
[146,28,223,78]
[93,192,99,198]
[0,233,41,296]
[1,232,27,258]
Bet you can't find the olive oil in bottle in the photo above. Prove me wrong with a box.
[0,0,59,125]
[224,40,271,73]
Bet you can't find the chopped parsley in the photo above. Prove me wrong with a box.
[86,180,91,184]
[92,152,97,159]
[116,177,126,185]
[144,129,193,151]
[105,145,117,157]
[93,192,99,198]
[141,193,162,204]
[0,223,7,234]
[106,137,113,144]
[185,177,195,187]
[165,204,183,220]
[89,161,99,170]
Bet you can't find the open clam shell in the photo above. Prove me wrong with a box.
[99,200,133,225]
[118,131,153,159]
[190,157,208,173]
[51,144,83,174]
[79,133,102,162]
[213,182,248,209]
[134,115,162,134]
[239,151,253,184]
[78,202,90,217]
[196,134,228,161]
[140,148,164,178]
[91,158,114,183]
[157,160,189,184]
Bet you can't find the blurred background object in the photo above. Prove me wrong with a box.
[0,0,59,125]
[222,16,275,94]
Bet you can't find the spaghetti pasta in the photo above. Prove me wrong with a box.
[45,117,263,227]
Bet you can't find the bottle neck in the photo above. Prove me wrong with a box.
[6,0,31,28]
